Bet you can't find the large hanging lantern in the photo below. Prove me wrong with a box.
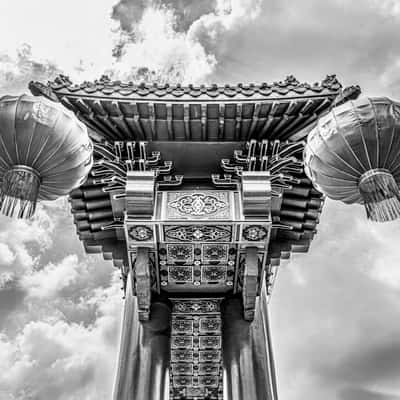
[304,97,400,222]
[0,94,93,218]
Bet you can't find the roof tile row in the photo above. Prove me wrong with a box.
[31,74,343,99]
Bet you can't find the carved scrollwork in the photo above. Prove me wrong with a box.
[164,225,232,242]
[166,191,231,220]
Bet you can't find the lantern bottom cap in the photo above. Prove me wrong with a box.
[0,165,40,219]
[359,169,400,222]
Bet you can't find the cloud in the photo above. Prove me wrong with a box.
[271,200,400,400]
[111,0,217,33]
[341,388,400,400]
[0,45,61,95]
[0,271,122,400]
[0,243,16,267]
[0,206,56,287]
[110,0,263,83]
[109,6,217,84]
[21,255,86,299]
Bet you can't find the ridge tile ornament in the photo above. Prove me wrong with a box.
[167,191,231,219]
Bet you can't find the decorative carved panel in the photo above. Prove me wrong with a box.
[164,225,232,242]
[170,298,223,400]
[166,191,231,220]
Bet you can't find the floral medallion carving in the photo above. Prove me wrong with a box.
[242,225,269,241]
[128,225,153,241]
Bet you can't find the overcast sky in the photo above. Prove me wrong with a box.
[0,1,400,399]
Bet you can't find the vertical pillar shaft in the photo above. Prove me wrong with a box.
[113,273,171,400]
[222,283,278,400]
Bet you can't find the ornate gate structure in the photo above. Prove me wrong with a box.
[30,75,360,400]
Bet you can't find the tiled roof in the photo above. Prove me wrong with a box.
[29,75,359,143]
[30,74,344,101]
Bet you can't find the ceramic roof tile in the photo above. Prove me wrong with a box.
[30,74,344,101]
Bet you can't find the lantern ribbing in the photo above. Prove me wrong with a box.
[0,95,93,219]
[304,97,400,222]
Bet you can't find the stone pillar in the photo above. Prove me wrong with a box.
[222,283,278,400]
[113,272,171,400]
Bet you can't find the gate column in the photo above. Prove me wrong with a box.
[222,283,278,400]
[113,272,171,400]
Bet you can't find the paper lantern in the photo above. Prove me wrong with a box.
[0,94,93,218]
[304,97,400,222]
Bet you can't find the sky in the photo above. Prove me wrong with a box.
[0,0,400,399]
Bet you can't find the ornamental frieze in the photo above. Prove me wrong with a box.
[164,225,232,242]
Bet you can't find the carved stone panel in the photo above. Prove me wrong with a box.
[170,298,223,400]
[164,225,232,242]
[166,191,232,220]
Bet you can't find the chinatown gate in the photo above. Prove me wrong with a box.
[29,75,360,400]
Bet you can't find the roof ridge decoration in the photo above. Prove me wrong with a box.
[29,74,344,100]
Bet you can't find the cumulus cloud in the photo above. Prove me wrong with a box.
[110,0,263,83]
[341,388,400,400]
[0,272,121,400]
[111,0,217,34]
[0,206,55,286]
[0,45,60,95]
[109,7,217,83]
[21,255,87,299]
[271,200,400,400]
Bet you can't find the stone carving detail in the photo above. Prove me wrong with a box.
[167,191,230,220]
[172,318,193,334]
[202,266,226,283]
[168,266,193,283]
[167,244,194,262]
[199,336,221,349]
[171,350,193,362]
[202,244,228,262]
[199,318,221,333]
[242,225,269,242]
[128,225,153,241]
[172,299,220,314]
[164,225,232,242]
[170,298,223,400]
[199,350,221,362]
[172,336,193,349]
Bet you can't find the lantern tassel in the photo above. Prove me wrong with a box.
[0,166,40,219]
[359,169,400,222]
